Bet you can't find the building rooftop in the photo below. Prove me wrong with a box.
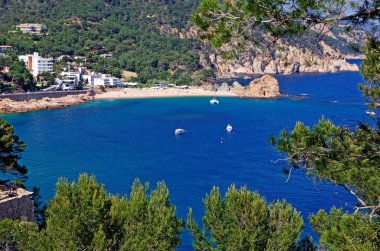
[16,23,46,27]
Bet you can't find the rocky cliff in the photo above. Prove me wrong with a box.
[160,25,364,78]
[0,189,35,222]
[197,32,360,78]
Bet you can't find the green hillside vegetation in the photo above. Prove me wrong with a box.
[0,57,34,92]
[0,0,204,85]
[0,0,199,29]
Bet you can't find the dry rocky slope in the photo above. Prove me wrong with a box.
[160,25,365,78]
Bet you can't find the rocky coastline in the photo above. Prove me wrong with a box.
[160,25,364,78]
[0,93,94,114]
[205,75,283,99]
[0,75,287,114]
[198,39,360,78]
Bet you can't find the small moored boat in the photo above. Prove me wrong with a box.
[210,98,219,104]
[366,110,375,116]
[226,124,233,133]
[175,128,185,135]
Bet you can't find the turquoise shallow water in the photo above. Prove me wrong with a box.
[1,69,372,249]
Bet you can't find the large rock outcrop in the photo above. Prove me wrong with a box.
[232,81,244,90]
[217,82,230,92]
[236,75,281,98]
[0,93,93,114]
[0,188,35,222]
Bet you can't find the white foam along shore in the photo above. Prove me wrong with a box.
[94,87,237,100]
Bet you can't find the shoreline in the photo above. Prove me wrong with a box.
[94,87,237,100]
[0,88,238,114]
[0,74,287,114]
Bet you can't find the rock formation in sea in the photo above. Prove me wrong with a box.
[234,75,282,98]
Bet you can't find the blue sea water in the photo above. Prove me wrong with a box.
[1,69,372,249]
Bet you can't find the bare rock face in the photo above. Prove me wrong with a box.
[93,86,106,94]
[87,89,96,97]
[217,82,230,92]
[231,81,244,90]
[157,24,364,78]
[202,84,215,91]
[157,24,180,37]
[0,189,35,222]
[179,26,199,39]
[199,38,360,78]
[237,75,281,98]
[195,27,363,78]
[0,93,93,114]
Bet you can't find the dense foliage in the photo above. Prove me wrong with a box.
[0,0,203,85]
[192,0,380,48]
[360,37,380,109]
[310,208,380,250]
[186,185,307,250]
[0,0,200,30]
[0,57,34,92]
[272,118,380,216]
[0,118,27,184]
[0,174,183,250]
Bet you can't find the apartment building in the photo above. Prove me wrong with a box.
[82,73,123,87]
[18,52,54,77]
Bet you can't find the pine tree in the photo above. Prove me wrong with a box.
[186,185,306,250]
[0,118,27,184]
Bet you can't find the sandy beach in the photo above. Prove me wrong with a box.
[0,76,283,114]
[0,88,237,114]
[94,87,237,100]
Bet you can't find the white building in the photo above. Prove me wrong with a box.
[60,71,81,83]
[18,52,54,77]
[99,53,112,59]
[59,71,81,90]
[83,73,123,87]
[16,23,47,34]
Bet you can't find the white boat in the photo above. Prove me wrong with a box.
[210,98,219,104]
[366,111,376,116]
[226,124,233,133]
[175,128,185,135]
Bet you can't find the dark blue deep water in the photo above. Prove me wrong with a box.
[1,70,372,250]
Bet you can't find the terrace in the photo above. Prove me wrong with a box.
[0,183,32,204]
